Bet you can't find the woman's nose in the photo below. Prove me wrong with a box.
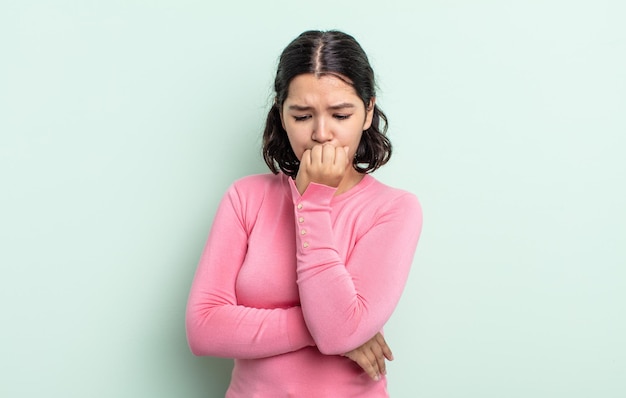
[312,118,332,142]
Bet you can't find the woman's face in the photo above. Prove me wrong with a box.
[281,73,375,162]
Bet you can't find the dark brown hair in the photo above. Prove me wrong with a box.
[262,30,392,178]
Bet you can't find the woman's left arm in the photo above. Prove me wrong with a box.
[291,182,422,355]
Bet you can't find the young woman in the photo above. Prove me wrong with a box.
[186,30,422,397]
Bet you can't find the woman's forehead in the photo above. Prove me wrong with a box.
[285,74,359,103]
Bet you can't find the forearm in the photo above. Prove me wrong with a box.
[296,254,380,354]
[290,181,421,354]
[185,301,314,359]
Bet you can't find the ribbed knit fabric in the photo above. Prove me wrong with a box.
[186,173,422,397]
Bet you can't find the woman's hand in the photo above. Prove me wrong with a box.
[296,144,349,195]
[343,332,393,381]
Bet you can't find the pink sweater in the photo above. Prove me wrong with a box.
[186,173,422,397]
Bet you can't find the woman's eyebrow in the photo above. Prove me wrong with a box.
[287,103,356,111]
[328,103,355,110]
[288,105,313,111]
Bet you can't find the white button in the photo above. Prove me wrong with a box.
[297,203,303,210]
[300,229,306,235]
[298,217,304,223]
[303,242,309,248]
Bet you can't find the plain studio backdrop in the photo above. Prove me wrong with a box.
[1,1,624,397]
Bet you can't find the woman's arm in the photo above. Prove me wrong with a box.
[185,184,314,359]
[290,181,422,355]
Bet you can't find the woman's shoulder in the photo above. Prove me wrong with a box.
[364,175,421,207]
[364,176,423,228]
[231,173,285,190]
[227,173,288,201]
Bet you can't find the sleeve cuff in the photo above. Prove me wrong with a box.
[288,178,337,206]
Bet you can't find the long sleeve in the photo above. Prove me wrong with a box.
[185,180,315,359]
[289,179,422,355]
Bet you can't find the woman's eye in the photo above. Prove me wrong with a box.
[334,114,352,120]
[294,115,311,122]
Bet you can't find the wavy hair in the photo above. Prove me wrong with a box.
[262,30,392,178]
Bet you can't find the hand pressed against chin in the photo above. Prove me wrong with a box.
[295,144,350,195]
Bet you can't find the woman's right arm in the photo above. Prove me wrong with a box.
[185,184,315,359]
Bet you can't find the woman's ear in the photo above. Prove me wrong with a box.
[363,97,376,130]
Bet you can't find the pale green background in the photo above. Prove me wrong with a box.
[1,0,624,397]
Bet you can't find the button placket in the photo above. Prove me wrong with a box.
[296,202,309,249]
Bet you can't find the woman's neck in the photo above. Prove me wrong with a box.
[335,168,365,196]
